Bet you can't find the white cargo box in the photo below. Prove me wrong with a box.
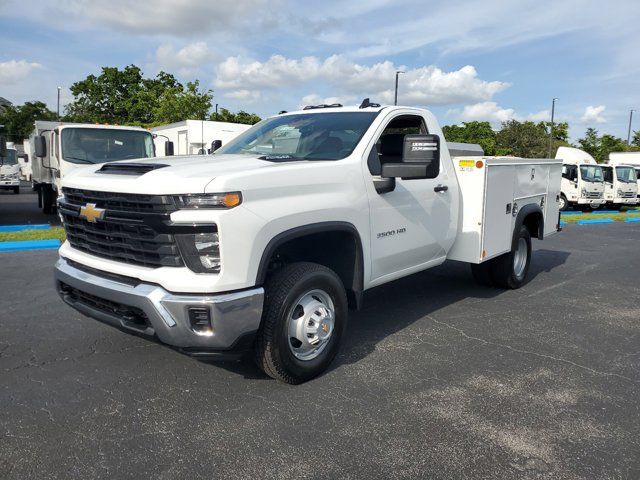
[448,157,562,264]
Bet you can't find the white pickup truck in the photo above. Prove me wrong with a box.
[54,103,562,384]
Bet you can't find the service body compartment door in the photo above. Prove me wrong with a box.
[482,165,515,260]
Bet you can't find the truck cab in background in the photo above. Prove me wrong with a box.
[29,121,164,213]
[608,152,640,199]
[0,139,21,194]
[601,164,638,209]
[555,146,604,211]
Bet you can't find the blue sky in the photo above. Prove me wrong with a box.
[1,0,638,140]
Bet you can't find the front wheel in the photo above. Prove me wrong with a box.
[490,225,532,289]
[255,262,348,384]
[559,194,568,212]
[12,186,19,194]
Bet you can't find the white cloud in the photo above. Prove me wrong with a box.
[0,60,42,85]
[156,42,215,74]
[224,89,261,102]
[580,105,606,124]
[36,0,271,35]
[215,55,508,106]
[459,102,516,125]
[299,94,354,109]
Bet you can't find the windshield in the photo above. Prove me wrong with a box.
[0,149,18,165]
[216,112,379,161]
[615,166,637,183]
[580,165,603,182]
[61,128,154,164]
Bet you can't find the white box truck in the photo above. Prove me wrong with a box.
[600,164,638,208]
[609,152,640,199]
[0,140,20,194]
[29,121,172,213]
[54,102,562,384]
[555,146,605,211]
[151,120,252,156]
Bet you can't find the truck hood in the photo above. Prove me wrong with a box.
[61,155,280,194]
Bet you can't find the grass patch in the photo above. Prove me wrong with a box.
[562,211,640,223]
[0,227,66,242]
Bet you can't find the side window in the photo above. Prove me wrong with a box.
[367,115,427,175]
[561,165,569,179]
[602,167,613,183]
[53,131,60,160]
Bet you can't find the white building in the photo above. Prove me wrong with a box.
[151,120,252,156]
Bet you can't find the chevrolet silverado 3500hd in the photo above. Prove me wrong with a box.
[54,103,562,384]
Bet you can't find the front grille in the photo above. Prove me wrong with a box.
[587,191,603,199]
[59,281,150,329]
[60,188,183,268]
[621,191,635,198]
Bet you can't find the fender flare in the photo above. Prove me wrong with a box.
[513,203,544,244]
[255,221,365,305]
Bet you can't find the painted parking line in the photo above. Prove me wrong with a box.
[560,211,584,215]
[0,239,61,252]
[577,218,614,225]
[0,224,50,233]
[625,217,640,223]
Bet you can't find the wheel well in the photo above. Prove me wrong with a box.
[523,211,544,240]
[257,225,364,309]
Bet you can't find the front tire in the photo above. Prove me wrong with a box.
[559,194,568,212]
[490,225,532,289]
[255,262,348,384]
[12,186,19,194]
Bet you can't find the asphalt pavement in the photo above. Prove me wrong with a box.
[1,223,639,479]
[0,182,61,226]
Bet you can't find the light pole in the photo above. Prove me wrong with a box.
[57,86,62,120]
[394,71,405,106]
[627,109,635,145]
[548,97,558,158]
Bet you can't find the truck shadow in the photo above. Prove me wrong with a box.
[209,248,571,380]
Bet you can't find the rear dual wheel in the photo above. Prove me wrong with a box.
[470,225,532,289]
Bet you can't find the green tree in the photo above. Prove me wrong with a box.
[211,107,261,125]
[496,120,549,158]
[0,101,57,141]
[152,81,213,125]
[631,130,640,148]
[65,65,213,126]
[576,128,630,163]
[442,121,497,155]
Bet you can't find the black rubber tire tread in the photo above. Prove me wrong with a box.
[559,194,568,212]
[255,262,347,384]
[490,225,532,289]
[470,261,494,287]
[12,186,19,194]
[42,185,54,214]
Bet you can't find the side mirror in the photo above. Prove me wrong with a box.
[0,136,6,157]
[382,134,440,180]
[211,140,222,152]
[164,141,174,156]
[34,135,47,158]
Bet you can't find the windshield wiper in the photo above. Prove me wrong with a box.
[64,156,94,164]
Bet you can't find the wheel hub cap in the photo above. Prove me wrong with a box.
[287,289,335,361]
[513,237,527,280]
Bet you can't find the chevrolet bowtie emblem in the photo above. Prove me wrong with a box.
[79,203,106,223]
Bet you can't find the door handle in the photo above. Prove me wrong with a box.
[434,185,448,192]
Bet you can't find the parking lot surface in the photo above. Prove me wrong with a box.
[0,183,61,226]
[1,223,639,479]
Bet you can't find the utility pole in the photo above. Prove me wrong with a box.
[394,71,405,106]
[57,86,62,120]
[215,103,219,121]
[627,109,635,145]
[547,98,557,158]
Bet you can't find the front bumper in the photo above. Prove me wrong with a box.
[577,198,604,205]
[54,257,264,356]
[0,179,19,187]
[611,197,638,205]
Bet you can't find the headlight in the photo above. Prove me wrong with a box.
[617,189,623,196]
[581,188,587,196]
[10,172,19,179]
[174,192,241,209]
[176,232,220,273]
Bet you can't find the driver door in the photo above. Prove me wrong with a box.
[364,112,456,283]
